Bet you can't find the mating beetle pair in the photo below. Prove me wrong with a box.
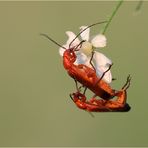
[41,21,131,112]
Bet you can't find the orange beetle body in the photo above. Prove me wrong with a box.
[70,85,131,112]
[63,49,116,100]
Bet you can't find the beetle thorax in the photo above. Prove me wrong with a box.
[63,49,76,70]
[63,49,76,63]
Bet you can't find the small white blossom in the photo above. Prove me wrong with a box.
[59,25,112,83]
[91,34,107,48]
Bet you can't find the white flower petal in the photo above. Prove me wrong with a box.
[74,52,92,68]
[91,34,107,48]
[93,51,112,83]
[59,42,69,56]
[59,31,80,56]
[74,52,87,65]
[93,51,112,67]
[96,66,112,83]
[103,71,112,83]
[59,47,65,56]
[66,31,80,47]
[79,26,90,41]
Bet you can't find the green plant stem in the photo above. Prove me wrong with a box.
[101,0,124,35]
[135,0,143,12]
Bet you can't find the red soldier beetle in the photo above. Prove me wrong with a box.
[40,21,131,104]
[70,75,131,112]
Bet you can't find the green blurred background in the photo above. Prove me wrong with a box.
[0,1,147,147]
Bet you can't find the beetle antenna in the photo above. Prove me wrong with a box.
[40,33,67,49]
[122,75,131,90]
[69,94,75,102]
[69,20,108,48]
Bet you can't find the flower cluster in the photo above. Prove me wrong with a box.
[59,26,112,83]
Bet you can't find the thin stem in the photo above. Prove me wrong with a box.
[135,0,143,12]
[101,0,123,35]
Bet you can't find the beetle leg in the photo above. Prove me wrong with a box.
[73,78,80,92]
[89,95,98,105]
[89,51,96,72]
[69,93,75,102]
[73,77,89,93]
[122,75,131,90]
[112,78,116,81]
[83,87,87,95]
[99,63,113,82]
[94,64,113,86]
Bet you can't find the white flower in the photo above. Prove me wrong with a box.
[91,34,107,48]
[59,26,112,83]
